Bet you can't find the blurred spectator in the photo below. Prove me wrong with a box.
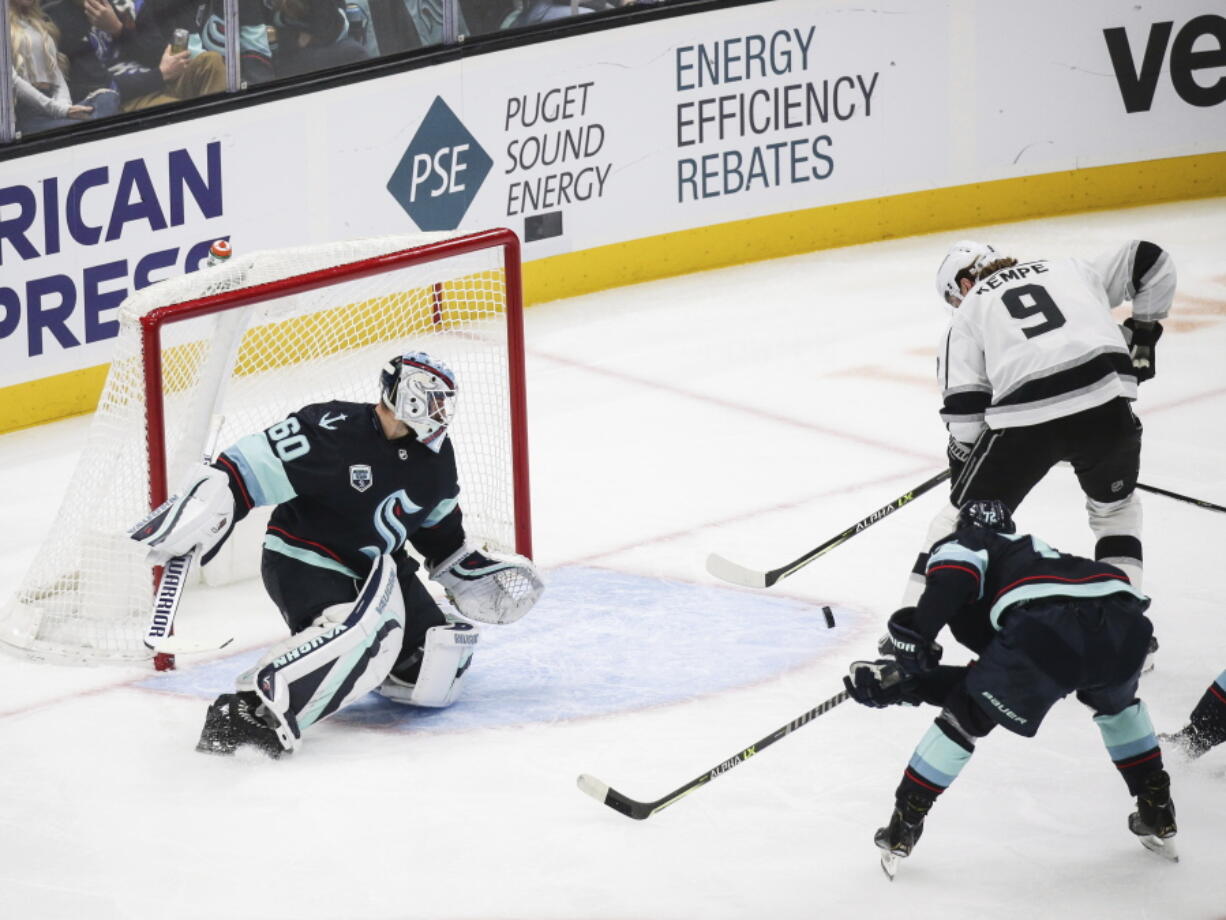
[46,0,227,112]
[372,0,466,54]
[501,0,636,28]
[264,0,369,78]
[9,0,121,134]
[162,0,275,86]
[403,0,465,44]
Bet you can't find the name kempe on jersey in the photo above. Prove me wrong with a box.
[938,241,1174,442]
[213,401,464,579]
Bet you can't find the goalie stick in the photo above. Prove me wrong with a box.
[707,469,951,589]
[1137,481,1226,514]
[142,413,231,670]
[577,689,850,821]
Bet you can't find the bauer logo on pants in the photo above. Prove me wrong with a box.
[349,464,373,493]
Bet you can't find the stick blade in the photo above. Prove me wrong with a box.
[576,774,650,820]
[576,773,610,802]
[147,634,235,655]
[705,553,770,589]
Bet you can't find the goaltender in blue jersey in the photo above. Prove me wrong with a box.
[844,500,1176,878]
[130,351,544,758]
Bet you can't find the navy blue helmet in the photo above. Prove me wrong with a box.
[958,499,1015,534]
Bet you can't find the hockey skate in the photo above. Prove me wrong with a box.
[1159,724,1215,760]
[1127,769,1177,862]
[874,793,932,880]
[196,692,288,759]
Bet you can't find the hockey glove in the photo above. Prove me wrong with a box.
[885,607,943,675]
[946,436,973,482]
[844,660,922,709]
[1122,318,1163,383]
[129,465,236,566]
[429,543,544,625]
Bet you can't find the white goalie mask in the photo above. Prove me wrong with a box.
[381,352,457,453]
[935,240,1002,309]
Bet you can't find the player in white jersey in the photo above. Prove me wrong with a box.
[900,239,1175,619]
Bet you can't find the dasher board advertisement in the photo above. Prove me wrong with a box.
[1,0,1223,393]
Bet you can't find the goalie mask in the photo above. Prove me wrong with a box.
[380,352,457,453]
[935,240,1002,309]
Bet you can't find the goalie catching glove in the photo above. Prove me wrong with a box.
[129,465,236,566]
[429,543,544,625]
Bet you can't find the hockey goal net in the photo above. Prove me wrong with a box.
[0,229,531,665]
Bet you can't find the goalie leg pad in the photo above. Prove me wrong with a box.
[238,554,405,751]
[377,621,478,708]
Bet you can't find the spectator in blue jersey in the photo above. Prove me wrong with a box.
[1162,671,1226,758]
[264,0,369,78]
[845,499,1176,877]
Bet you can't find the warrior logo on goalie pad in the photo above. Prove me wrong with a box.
[349,464,373,493]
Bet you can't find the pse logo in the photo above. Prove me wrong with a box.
[387,97,493,231]
[1104,14,1226,113]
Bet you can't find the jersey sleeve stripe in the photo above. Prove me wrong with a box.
[927,563,982,579]
[224,433,298,507]
[928,542,988,575]
[940,389,991,421]
[216,454,254,511]
[421,495,459,528]
[1131,240,1163,292]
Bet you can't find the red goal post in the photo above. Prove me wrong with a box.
[1,228,532,665]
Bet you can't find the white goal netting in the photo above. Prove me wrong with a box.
[1,230,528,665]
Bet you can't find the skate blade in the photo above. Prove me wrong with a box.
[1138,834,1179,862]
[878,849,900,880]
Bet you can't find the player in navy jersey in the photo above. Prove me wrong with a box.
[845,500,1176,877]
[901,239,1176,607]
[131,352,543,757]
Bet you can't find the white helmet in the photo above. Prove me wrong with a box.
[935,240,1001,308]
[380,352,457,453]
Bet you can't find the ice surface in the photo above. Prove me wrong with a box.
[1,198,1224,919]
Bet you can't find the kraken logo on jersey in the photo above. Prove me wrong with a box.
[360,490,423,559]
[349,464,373,492]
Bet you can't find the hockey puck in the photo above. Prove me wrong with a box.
[822,606,836,629]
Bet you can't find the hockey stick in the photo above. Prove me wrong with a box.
[1137,482,1226,514]
[707,469,951,588]
[144,550,195,651]
[577,689,850,821]
[139,414,230,669]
